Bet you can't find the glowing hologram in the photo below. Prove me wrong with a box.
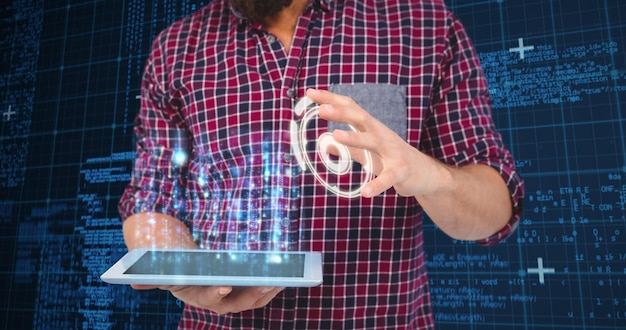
[291,97,373,198]
[318,133,351,175]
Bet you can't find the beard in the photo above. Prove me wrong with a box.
[230,0,294,23]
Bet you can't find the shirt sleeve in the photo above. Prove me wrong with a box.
[421,10,525,246]
[118,34,192,225]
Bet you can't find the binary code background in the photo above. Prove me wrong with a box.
[1,1,625,329]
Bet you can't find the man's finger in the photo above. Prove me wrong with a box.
[361,170,396,198]
[251,287,284,310]
[220,287,279,313]
[332,129,382,159]
[306,88,353,106]
[130,284,160,290]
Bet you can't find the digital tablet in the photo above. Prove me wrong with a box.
[100,248,323,287]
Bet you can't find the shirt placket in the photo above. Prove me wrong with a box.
[253,9,316,328]
[252,28,303,255]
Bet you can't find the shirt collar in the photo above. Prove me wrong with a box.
[316,0,333,12]
[229,0,333,25]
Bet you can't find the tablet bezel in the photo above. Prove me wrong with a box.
[100,248,323,287]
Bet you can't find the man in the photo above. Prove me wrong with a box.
[119,0,524,328]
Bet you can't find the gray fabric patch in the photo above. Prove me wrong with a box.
[328,83,407,140]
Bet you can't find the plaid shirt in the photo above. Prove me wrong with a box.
[119,0,524,328]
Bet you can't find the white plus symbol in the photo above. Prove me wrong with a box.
[527,257,555,284]
[3,105,16,121]
[509,38,534,60]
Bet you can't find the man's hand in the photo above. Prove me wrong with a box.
[305,88,513,241]
[123,213,284,314]
[306,88,444,199]
[132,284,284,314]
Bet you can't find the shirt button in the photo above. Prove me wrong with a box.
[267,35,276,43]
[283,153,293,163]
[286,88,295,98]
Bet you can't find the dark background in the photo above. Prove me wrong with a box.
[1,0,625,329]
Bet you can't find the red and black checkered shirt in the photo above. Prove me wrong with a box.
[119,0,524,328]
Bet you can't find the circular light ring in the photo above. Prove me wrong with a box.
[294,103,373,198]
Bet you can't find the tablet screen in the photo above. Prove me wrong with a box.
[124,250,305,278]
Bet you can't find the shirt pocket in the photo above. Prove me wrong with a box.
[328,83,407,140]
